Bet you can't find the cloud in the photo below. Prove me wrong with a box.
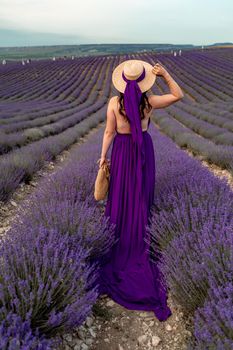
[0,0,130,34]
[0,0,232,45]
[0,28,89,46]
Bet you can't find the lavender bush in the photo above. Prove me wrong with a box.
[193,278,233,349]
[0,125,116,346]
[0,312,56,349]
[143,124,233,348]
[0,224,99,338]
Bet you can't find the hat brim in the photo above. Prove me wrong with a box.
[112,59,156,93]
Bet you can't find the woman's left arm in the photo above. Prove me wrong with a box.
[99,97,117,166]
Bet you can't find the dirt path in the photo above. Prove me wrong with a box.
[89,295,193,350]
[57,290,194,350]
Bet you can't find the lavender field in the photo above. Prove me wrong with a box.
[0,48,233,349]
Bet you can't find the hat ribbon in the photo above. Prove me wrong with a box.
[122,65,146,201]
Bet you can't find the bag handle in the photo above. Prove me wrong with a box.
[96,158,110,179]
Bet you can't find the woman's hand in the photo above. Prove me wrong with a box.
[152,61,168,77]
[97,157,107,168]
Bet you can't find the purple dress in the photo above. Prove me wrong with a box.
[97,117,172,321]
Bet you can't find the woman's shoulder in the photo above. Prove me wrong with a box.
[109,95,119,101]
[147,93,154,102]
[109,96,120,107]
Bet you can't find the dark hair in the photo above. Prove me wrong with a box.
[117,91,152,123]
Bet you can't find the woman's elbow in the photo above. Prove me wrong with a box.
[180,89,185,99]
[176,92,184,101]
[105,129,115,137]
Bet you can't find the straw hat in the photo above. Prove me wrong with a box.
[112,59,156,93]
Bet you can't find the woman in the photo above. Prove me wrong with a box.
[97,59,184,321]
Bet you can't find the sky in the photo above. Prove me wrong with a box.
[0,0,232,47]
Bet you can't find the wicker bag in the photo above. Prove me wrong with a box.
[94,158,110,201]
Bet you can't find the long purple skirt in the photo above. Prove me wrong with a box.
[97,129,172,321]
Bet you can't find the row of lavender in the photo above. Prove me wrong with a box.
[145,50,233,137]
[135,50,233,174]
[1,49,233,202]
[1,122,232,348]
[0,56,98,102]
[0,54,121,202]
[164,102,233,146]
[151,110,233,175]
[145,124,233,348]
[1,50,232,157]
[1,49,232,134]
[0,105,107,202]
[0,56,115,154]
[148,49,233,102]
[0,125,117,348]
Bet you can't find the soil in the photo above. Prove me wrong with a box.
[87,294,193,350]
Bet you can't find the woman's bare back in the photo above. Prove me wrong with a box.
[112,96,153,134]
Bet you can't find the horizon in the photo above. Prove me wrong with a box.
[0,41,232,50]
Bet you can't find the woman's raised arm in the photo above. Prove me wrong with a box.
[149,63,184,109]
